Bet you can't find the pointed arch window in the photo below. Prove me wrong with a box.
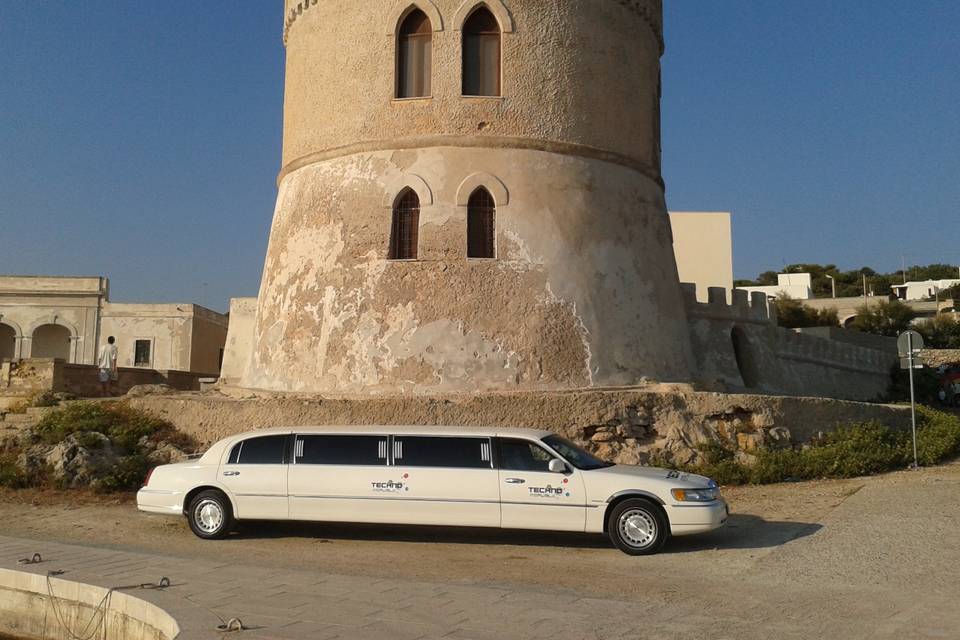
[389,189,420,260]
[462,7,501,96]
[467,187,496,258]
[397,9,432,99]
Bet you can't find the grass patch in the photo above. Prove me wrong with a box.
[681,406,960,485]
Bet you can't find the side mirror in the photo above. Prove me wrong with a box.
[548,459,567,473]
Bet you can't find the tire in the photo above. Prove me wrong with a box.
[607,498,669,556]
[187,490,233,540]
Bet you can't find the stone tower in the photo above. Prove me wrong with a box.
[241,0,694,393]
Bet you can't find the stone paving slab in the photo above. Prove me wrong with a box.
[0,534,632,639]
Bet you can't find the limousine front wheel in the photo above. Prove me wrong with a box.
[608,498,668,555]
[187,490,233,540]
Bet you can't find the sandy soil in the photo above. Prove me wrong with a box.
[2,463,959,638]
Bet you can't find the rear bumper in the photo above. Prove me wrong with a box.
[666,499,729,536]
[136,489,184,516]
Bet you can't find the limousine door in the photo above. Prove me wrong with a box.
[219,434,290,520]
[388,435,500,528]
[288,434,392,523]
[497,438,587,532]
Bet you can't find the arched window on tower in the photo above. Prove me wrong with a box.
[462,7,501,96]
[396,9,432,99]
[389,189,420,259]
[467,187,496,258]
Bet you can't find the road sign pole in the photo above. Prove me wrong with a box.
[907,331,918,469]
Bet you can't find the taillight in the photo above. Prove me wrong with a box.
[142,467,155,488]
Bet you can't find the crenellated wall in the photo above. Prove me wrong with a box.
[681,284,897,401]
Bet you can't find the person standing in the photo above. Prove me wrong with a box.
[97,336,118,397]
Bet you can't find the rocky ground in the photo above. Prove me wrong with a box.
[1,463,958,638]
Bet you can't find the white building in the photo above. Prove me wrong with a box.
[890,279,960,302]
[737,273,813,300]
[669,212,733,303]
[0,275,227,374]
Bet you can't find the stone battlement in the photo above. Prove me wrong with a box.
[680,283,774,325]
[775,328,893,376]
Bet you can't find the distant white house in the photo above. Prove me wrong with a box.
[890,279,960,301]
[737,273,813,300]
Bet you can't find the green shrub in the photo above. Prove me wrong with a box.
[99,454,151,493]
[34,402,192,453]
[681,407,960,485]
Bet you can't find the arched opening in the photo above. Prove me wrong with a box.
[0,324,16,361]
[31,324,72,361]
[467,187,496,258]
[397,9,432,98]
[731,326,759,389]
[389,189,420,260]
[462,6,501,96]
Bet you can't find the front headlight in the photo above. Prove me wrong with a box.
[671,487,720,502]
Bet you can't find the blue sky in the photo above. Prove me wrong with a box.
[1,2,957,311]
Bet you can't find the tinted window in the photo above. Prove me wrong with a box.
[394,436,490,468]
[296,435,387,466]
[229,435,287,465]
[498,439,553,472]
[542,435,612,471]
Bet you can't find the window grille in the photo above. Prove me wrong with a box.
[467,187,496,258]
[389,189,420,259]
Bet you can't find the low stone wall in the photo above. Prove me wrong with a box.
[0,568,178,640]
[682,284,898,401]
[0,358,215,398]
[128,386,912,466]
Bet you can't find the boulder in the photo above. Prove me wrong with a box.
[126,384,174,398]
[44,433,119,489]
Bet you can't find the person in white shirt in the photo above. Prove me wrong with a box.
[97,336,119,397]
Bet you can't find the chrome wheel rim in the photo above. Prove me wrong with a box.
[194,499,224,534]
[618,508,657,548]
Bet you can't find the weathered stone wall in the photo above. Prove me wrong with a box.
[220,297,257,385]
[129,387,910,466]
[246,0,692,394]
[0,359,211,398]
[683,285,897,401]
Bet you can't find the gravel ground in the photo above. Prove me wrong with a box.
[2,463,959,638]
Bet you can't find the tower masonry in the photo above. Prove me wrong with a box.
[242,0,695,393]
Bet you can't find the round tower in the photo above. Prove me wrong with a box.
[242,0,694,393]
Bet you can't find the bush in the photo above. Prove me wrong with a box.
[680,407,960,485]
[851,299,916,337]
[34,402,192,453]
[2,401,196,493]
[774,295,839,328]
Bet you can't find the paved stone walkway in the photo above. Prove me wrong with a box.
[0,535,638,639]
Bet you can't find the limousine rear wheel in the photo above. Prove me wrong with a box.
[188,490,233,540]
[608,498,668,555]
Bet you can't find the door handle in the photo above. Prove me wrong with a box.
[223,471,240,476]
[504,478,525,484]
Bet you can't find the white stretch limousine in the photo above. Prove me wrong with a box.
[137,427,728,555]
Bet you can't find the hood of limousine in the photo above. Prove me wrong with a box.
[589,464,714,488]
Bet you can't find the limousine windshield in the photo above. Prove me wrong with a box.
[543,434,613,470]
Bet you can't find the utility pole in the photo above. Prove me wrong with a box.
[863,272,868,300]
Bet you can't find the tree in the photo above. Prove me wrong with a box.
[774,295,839,328]
[851,300,916,337]
[915,315,960,349]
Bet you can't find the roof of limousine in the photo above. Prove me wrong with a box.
[221,426,555,440]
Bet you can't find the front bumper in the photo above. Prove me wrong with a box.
[665,498,729,536]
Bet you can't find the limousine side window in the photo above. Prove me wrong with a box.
[295,435,388,466]
[498,438,553,472]
[393,436,491,469]
[227,435,288,465]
